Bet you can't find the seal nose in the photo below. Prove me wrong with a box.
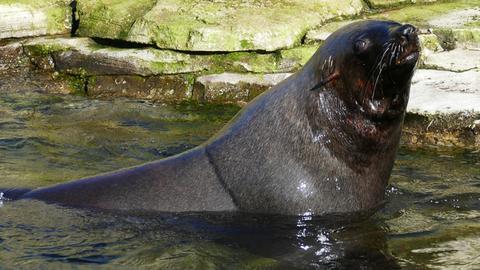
[397,24,417,45]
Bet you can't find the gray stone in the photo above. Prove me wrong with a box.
[408,69,480,114]
[421,48,480,72]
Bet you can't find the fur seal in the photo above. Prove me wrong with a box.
[2,20,419,216]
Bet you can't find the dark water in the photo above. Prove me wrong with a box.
[0,92,479,269]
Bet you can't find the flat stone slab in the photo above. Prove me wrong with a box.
[22,37,319,76]
[77,0,363,52]
[23,37,208,76]
[422,48,480,72]
[0,0,71,39]
[408,69,480,114]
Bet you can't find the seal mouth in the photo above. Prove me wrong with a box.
[360,25,420,121]
[397,51,419,66]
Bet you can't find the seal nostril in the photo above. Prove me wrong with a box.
[396,24,417,44]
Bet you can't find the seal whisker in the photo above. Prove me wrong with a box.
[395,44,402,64]
[366,42,392,101]
[389,44,398,67]
[372,63,385,100]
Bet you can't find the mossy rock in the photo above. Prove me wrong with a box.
[279,45,318,71]
[76,0,156,40]
[22,37,319,76]
[77,0,364,52]
[0,0,71,39]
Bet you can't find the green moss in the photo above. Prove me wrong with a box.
[77,0,157,39]
[25,42,71,57]
[59,69,89,95]
[240,39,255,49]
[82,0,363,52]
[45,3,70,33]
[279,45,318,70]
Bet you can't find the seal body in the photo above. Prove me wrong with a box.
[6,20,420,215]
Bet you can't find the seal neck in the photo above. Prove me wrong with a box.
[305,87,403,172]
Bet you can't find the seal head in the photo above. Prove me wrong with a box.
[310,20,419,122]
[307,20,419,159]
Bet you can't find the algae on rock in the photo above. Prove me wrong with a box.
[77,0,364,52]
[76,0,156,40]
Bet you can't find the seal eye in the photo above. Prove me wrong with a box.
[354,39,369,55]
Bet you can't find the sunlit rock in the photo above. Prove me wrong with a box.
[77,0,364,52]
[0,0,71,39]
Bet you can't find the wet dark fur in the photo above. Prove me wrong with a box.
[2,20,419,216]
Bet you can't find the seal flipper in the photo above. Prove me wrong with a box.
[0,188,32,200]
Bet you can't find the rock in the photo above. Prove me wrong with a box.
[194,73,292,103]
[278,45,318,72]
[88,75,193,103]
[421,48,480,72]
[0,41,29,71]
[23,37,208,76]
[76,0,156,40]
[22,37,320,77]
[408,69,480,114]
[77,0,364,52]
[0,0,71,39]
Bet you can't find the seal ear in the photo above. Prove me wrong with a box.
[309,72,340,92]
[310,56,340,92]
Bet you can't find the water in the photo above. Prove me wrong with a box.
[0,92,479,269]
